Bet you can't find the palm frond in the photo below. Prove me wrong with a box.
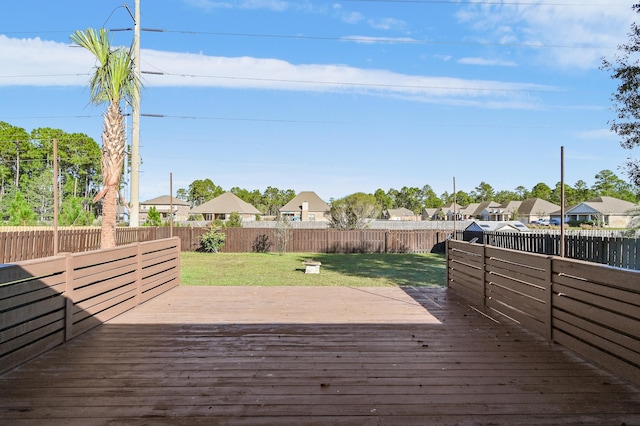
[70,28,140,106]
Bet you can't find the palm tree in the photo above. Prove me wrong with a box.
[71,28,139,248]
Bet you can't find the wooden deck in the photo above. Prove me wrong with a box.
[2,286,640,425]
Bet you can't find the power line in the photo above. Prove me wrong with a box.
[159,30,604,50]
[142,70,558,94]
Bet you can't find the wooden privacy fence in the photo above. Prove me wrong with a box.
[0,237,181,375]
[0,228,448,261]
[219,228,450,254]
[446,239,640,386]
[456,230,640,270]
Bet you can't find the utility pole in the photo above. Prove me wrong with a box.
[130,0,141,227]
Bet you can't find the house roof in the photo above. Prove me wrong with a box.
[141,195,190,206]
[566,196,637,215]
[464,201,499,217]
[386,208,417,217]
[190,192,262,215]
[488,200,522,215]
[465,220,530,233]
[279,191,330,213]
[442,203,463,214]
[517,198,560,216]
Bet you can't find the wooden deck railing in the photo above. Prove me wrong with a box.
[455,229,640,270]
[0,237,181,375]
[446,239,640,386]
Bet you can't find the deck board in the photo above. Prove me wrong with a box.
[2,286,640,425]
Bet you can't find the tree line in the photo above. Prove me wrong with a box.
[179,170,639,220]
[0,121,102,226]
[1,117,638,227]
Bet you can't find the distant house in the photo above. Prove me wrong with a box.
[190,192,262,222]
[279,191,330,222]
[383,208,419,221]
[484,198,561,223]
[422,208,440,221]
[483,201,522,222]
[516,198,561,224]
[562,196,638,227]
[459,201,499,221]
[140,195,190,223]
[441,203,463,221]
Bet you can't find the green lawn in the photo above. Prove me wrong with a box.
[180,252,446,287]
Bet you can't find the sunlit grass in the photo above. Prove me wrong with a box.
[180,252,446,287]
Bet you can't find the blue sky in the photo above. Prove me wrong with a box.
[0,0,637,202]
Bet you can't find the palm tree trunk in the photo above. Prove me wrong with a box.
[98,101,126,249]
[101,185,118,248]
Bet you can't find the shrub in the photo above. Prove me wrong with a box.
[199,227,227,253]
[226,211,243,228]
[252,234,273,253]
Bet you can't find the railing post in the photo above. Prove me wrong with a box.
[545,255,554,342]
[64,253,74,342]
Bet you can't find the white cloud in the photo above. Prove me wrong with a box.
[457,57,517,67]
[341,36,417,45]
[0,35,552,109]
[367,17,407,31]
[574,128,617,140]
[456,0,635,69]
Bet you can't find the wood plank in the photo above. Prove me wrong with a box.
[71,245,138,270]
[553,257,640,292]
[487,271,547,302]
[553,309,640,355]
[485,245,549,270]
[0,256,66,286]
[553,273,640,310]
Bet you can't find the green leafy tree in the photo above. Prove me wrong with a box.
[573,180,593,203]
[530,182,552,201]
[471,181,495,202]
[601,5,640,186]
[225,211,243,228]
[422,184,443,209]
[261,186,295,216]
[71,28,140,248]
[188,178,223,207]
[145,206,162,226]
[7,192,36,226]
[494,190,518,204]
[59,197,94,226]
[550,182,577,206]
[0,122,33,193]
[31,128,101,199]
[514,186,530,200]
[392,186,423,213]
[22,169,54,222]
[175,188,188,201]
[328,192,380,229]
[374,188,393,211]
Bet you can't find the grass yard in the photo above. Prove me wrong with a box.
[180,252,446,287]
